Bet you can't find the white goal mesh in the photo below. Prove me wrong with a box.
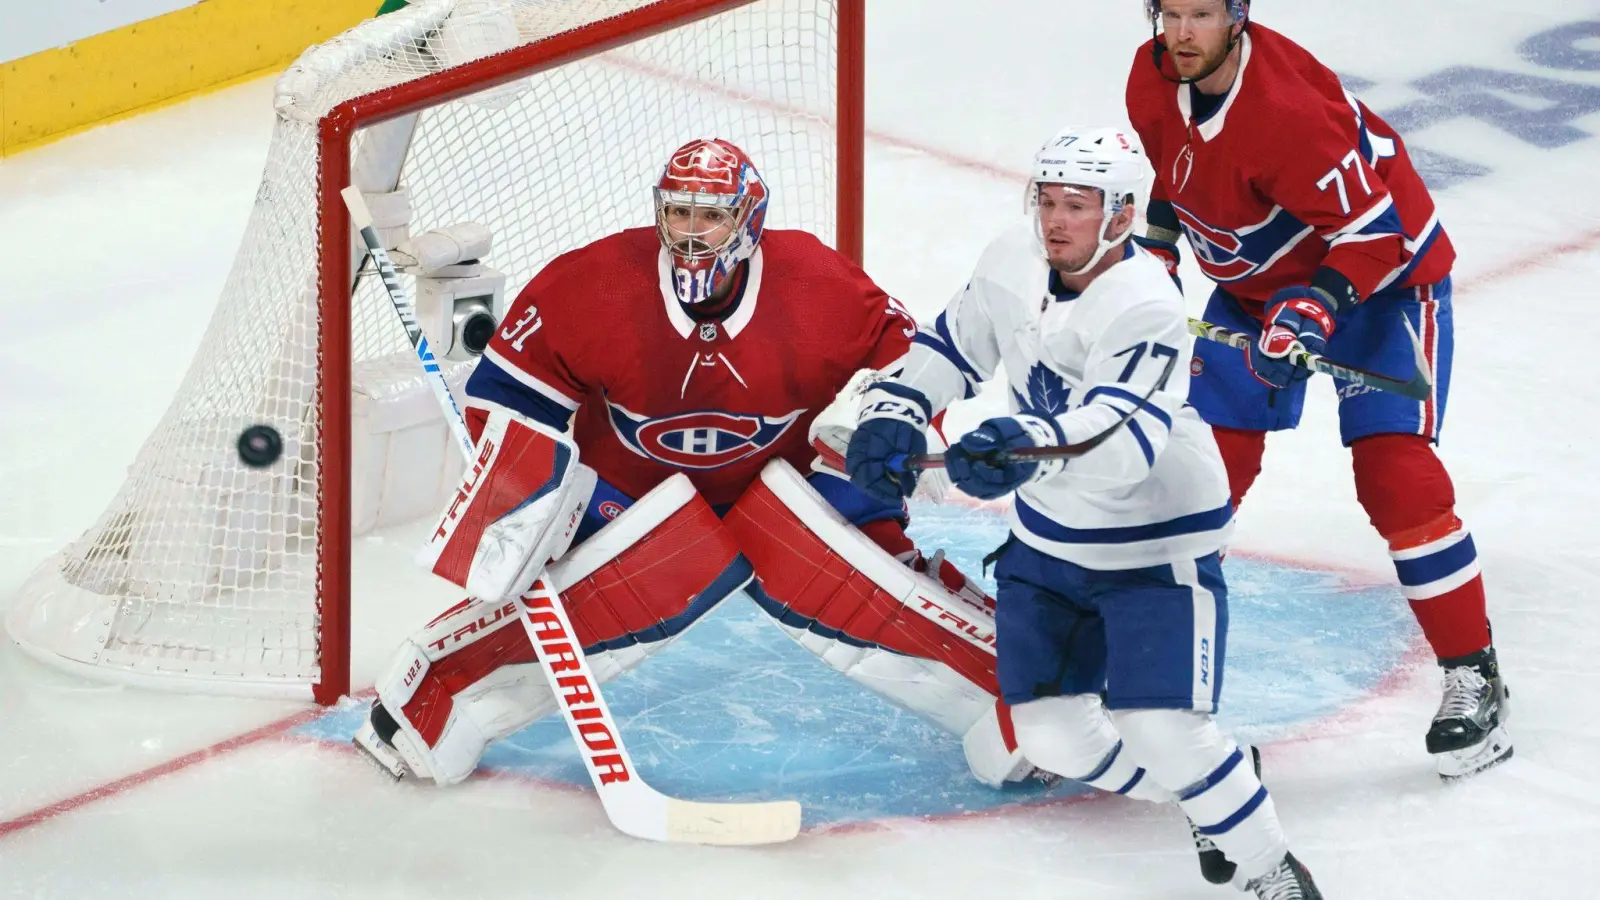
[6,0,856,701]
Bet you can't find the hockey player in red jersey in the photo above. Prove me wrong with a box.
[352,138,1030,792]
[1127,0,1511,785]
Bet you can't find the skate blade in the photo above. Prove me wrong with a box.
[352,720,408,781]
[1438,724,1513,782]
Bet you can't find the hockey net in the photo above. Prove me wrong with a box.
[6,0,862,703]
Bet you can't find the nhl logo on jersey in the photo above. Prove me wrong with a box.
[699,321,719,342]
[606,402,804,469]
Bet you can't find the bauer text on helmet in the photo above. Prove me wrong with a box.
[654,138,770,306]
[1027,127,1150,276]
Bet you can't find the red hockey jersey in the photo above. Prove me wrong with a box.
[465,228,915,507]
[1126,24,1454,318]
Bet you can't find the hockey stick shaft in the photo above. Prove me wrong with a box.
[894,353,1178,473]
[340,187,475,460]
[341,187,800,845]
[1187,316,1432,401]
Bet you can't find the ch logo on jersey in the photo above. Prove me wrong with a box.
[1172,201,1314,284]
[1012,363,1071,418]
[607,402,804,469]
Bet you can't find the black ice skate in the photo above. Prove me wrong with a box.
[352,701,409,780]
[1187,744,1263,885]
[1426,647,1513,781]
[1245,852,1323,900]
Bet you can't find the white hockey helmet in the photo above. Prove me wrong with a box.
[1026,126,1151,275]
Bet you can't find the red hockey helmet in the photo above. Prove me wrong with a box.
[653,138,769,305]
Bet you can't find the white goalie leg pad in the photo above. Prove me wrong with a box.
[418,407,595,602]
[726,460,1017,782]
[371,595,551,786]
[1112,708,1287,882]
[1010,695,1176,803]
[376,475,748,786]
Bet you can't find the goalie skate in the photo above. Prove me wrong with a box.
[352,705,409,781]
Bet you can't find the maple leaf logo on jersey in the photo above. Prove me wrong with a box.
[1013,363,1071,417]
[607,402,804,469]
[1172,201,1313,284]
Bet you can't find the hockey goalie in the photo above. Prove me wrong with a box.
[352,138,1036,790]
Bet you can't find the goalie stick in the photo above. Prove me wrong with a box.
[341,187,802,845]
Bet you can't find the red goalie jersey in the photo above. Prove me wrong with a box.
[464,227,916,508]
[1126,23,1455,318]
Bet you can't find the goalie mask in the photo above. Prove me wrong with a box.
[654,138,769,306]
[1025,126,1150,276]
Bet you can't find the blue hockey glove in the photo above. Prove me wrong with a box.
[1132,234,1182,292]
[846,382,931,503]
[1248,286,1338,390]
[945,416,1065,501]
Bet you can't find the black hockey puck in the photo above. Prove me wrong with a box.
[237,424,284,468]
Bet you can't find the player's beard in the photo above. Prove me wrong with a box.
[1045,242,1095,275]
[1168,21,1243,85]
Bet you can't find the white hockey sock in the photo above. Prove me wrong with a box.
[1010,695,1175,804]
[1113,709,1288,881]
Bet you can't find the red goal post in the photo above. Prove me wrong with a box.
[6,0,865,705]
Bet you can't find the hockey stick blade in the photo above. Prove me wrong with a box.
[1188,316,1432,401]
[343,184,803,845]
[896,353,1178,473]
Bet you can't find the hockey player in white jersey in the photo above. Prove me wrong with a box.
[845,127,1322,898]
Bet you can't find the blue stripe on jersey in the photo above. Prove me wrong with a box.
[1394,534,1477,588]
[933,311,984,382]
[1345,200,1406,240]
[1082,386,1174,430]
[1390,222,1444,289]
[465,356,575,432]
[1126,419,1156,468]
[1015,498,1233,545]
[912,331,978,399]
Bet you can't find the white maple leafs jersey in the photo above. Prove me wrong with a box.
[901,219,1233,570]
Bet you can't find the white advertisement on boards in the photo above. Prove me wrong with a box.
[1,0,202,63]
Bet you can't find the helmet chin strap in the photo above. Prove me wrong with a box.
[1059,221,1133,277]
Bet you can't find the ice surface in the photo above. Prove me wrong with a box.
[4,1,1600,897]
